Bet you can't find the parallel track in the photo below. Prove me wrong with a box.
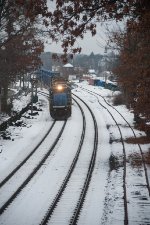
[40,94,99,225]
[80,86,150,195]
[0,121,55,188]
[78,86,150,225]
[70,94,98,225]
[0,92,67,215]
[0,121,66,215]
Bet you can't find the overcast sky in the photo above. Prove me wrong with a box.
[44,29,107,55]
[44,1,124,55]
[44,22,117,55]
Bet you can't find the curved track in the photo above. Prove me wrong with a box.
[1,88,149,225]
[0,118,67,215]
[77,86,150,225]
[80,86,150,195]
[39,94,99,225]
[0,92,99,225]
[0,121,55,188]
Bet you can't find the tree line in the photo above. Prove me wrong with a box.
[0,0,149,136]
[44,0,150,136]
[111,10,150,135]
[0,0,46,112]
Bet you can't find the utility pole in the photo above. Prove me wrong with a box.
[30,77,38,115]
[0,86,1,113]
[31,81,33,115]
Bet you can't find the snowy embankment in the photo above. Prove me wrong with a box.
[76,83,150,225]
[0,91,31,126]
[0,84,150,225]
[0,91,52,175]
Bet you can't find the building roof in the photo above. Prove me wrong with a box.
[63,63,73,68]
[88,69,95,74]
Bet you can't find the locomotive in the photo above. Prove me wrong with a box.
[49,76,72,120]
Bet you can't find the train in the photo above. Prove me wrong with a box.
[49,76,72,120]
[36,69,72,120]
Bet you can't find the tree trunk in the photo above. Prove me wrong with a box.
[22,74,25,89]
[1,84,9,113]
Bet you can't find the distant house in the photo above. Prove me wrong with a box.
[63,63,74,68]
[63,63,74,78]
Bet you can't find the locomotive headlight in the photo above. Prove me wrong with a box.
[57,85,63,91]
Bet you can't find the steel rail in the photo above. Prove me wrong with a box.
[0,121,67,215]
[81,86,150,196]
[0,121,55,188]
[69,93,99,225]
[78,87,128,225]
[40,97,86,225]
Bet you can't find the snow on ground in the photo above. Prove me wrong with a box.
[0,91,52,179]
[75,83,150,225]
[0,84,150,225]
[12,92,31,112]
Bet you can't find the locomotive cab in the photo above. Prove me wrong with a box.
[50,77,72,120]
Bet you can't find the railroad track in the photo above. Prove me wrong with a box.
[0,112,67,215]
[1,89,149,225]
[39,94,98,225]
[0,92,99,225]
[77,86,150,225]
[0,121,66,215]
[0,121,55,188]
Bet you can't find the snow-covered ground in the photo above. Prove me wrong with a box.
[0,84,150,225]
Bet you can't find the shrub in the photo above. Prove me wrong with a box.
[113,93,125,106]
